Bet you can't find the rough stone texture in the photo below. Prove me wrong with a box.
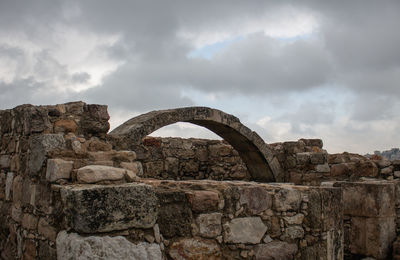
[341,182,395,217]
[28,134,66,175]
[120,161,143,177]
[254,241,298,260]
[187,190,219,213]
[223,217,267,244]
[60,183,158,233]
[197,213,222,238]
[76,165,127,183]
[46,159,73,182]
[169,238,221,260]
[5,171,14,200]
[239,186,272,214]
[273,188,302,212]
[350,217,396,259]
[56,231,162,260]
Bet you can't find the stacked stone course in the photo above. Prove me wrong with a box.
[0,101,399,259]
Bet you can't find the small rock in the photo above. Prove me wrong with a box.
[144,234,155,243]
[153,224,161,243]
[263,235,273,243]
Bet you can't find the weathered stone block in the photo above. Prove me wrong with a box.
[353,160,379,177]
[46,159,73,182]
[22,213,38,230]
[28,134,65,175]
[169,238,221,260]
[12,175,23,206]
[223,217,267,244]
[60,183,158,233]
[196,213,222,238]
[56,231,161,260]
[281,225,305,241]
[316,163,330,173]
[38,218,57,241]
[310,152,327,165]
[239,186,272,214]
[283,213,304,225]
[0,155,10,169]
[76,165,126,183]
[296,152,310,165]
[341,182,395,217]
[273,188,302,212]
[254,241,298,260]
[349,217,396,259]
[121,161,143,177]
[187,190,219,213]
[5,172,14,201]
[157,190,192,238]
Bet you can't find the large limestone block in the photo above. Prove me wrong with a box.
[349,217,396,259]
[56,231,161,260]
[60,183,158,233]
[341,182,395,217]
[223,217,267,244]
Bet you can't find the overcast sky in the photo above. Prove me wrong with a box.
[1,1,399,154]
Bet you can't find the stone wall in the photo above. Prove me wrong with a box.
[137,136,250,181]
[1,101,399,259]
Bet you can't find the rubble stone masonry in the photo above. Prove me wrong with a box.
[0,102,398,259]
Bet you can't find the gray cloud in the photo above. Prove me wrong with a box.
[1,0,400,152]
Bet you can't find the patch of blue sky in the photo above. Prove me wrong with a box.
[181,84,350,124]
[187,36,244,60]
[274,33,314,43]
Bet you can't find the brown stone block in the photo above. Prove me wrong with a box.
[23,239,37,259]
[349,217,396,259]
[342,182,395,217]
[239,186,272,214]
[353,160,379,177]
[187,190,219,213]
[54,119,78,133]
[38,218,57,241]
[22,214,38,230]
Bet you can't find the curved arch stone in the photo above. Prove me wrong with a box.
[110,107,283,182]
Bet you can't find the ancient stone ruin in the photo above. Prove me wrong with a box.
[0,101,400,259]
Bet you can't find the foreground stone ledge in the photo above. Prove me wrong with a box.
[59,183,158,233]
[56,231,162,260]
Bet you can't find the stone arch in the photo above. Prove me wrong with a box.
[110,107,283,182]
